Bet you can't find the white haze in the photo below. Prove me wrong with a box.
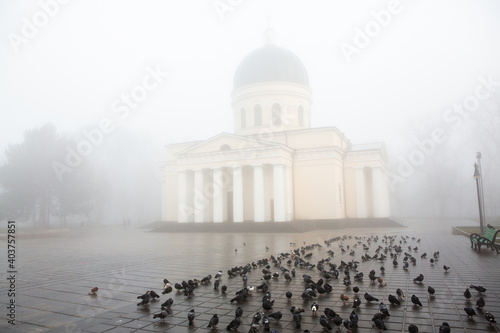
[1,0,499,224]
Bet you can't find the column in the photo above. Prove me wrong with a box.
[253,164,265,222]
[372,166,390,217]
[355,167,367,218]
[161,181,166,221]
[233,165,244,222]
[273,163,286,222]
[194,169,209,223]
[212,168,224,223]
[178,170,193,222]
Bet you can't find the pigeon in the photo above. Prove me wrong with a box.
[469,285,487,293]
[343,319,353,331]
[153,309,168,322]
[221,285,227,293]
[251,312,262,325]
[408,324,418,333]
[226,317,241,331]
[262,298,274,311]
[235,306,243,318]
[352,286,360,294]
[427,286,435,297]
[411,295,422,307]
[187,309,195,325]
[214,280,220,290]
[290,306,305,314]
[242,275,248,284]
[162,286,172,294]
[464,307,477,319]
[149,290,160,300]
[161,298,173,309]
[340,293,350,305]
[464,288,471,300]
[293,312,302,328]
[379,302,390,318]
[349,310,359,328]
[88,287,98,295]
[388,294,400,306]
[268,311,282,322]
[485,312,496,324]
[262,316,270,331]
[215,270,222,279]
[333,314,343,328]
[286,291,293,301]
[476,296,485,309]
[352,297,361,309]
[311,301,319,315]
[373,316,387,330]
[324,307,336,320]
[136,292,151,306]
[413,274,424,283]
[207,314,219,329]
[396,288,405,300]
[443,265,450,272]
[319,314,332,330]
[439,322,450,333]
[248,323,260,332]
[364,292,379,302]
[377,276,387,286]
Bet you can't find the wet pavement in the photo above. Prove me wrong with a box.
[0,219,499,333]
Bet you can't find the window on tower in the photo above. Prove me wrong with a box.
[298,105,304,126]
[241,108,246,129]
[254,104,262,126]
[272,103,282,126]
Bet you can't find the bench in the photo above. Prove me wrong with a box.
[470,226,500,254]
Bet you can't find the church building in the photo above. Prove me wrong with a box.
[161,36,390,223]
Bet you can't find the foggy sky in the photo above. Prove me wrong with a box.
[1,1,500,222]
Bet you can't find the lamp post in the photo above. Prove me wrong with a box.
[473,158,484,234]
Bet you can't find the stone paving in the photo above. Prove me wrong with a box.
[1,219,499,333]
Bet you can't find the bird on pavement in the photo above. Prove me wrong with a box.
[352,297,361,309]
[324,307,336,320]
[207,314,219,329]
[364,292,379,302]
[411,295,422,307]
[427,286,436,297]
[187,309,195,325]
[286,291,293,301]
[161,298,173,309]
[476,297,485,309]
[439,322,450,333]
[333,314,343,328]
[319,314,332,330]
[388,294,400,306]
[268,311,282,322]
[469,285,487,293]
[413,274,424,283]
[396,288,405,300]
[408,324,419,333]
[88,287,98,295]
[262,316,270,331]
[153,309,168,322]
[311,301,319,315]
[464,288,472,301]
[226,317,241,331]
[293,312,302,328]
[136,292,151,306]
[464,307,477,319]
[443,265,450,272]
[235,306,243,318]
[485,312,496,324]
[340,293,350,305]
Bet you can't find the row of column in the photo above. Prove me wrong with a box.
[355,166,390,218]
[178,164,289,223]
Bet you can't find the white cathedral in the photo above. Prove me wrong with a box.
[161,37,390,223]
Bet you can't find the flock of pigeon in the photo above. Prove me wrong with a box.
[90,233,496,332]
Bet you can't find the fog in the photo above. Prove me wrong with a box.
[1,0,500,226]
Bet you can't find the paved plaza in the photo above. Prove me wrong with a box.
[1,219,499,333]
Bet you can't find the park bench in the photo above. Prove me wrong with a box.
[470,226,500,254]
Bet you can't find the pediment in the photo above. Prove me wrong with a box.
[175,132,280,156]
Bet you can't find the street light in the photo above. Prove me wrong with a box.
[473,160,484,234]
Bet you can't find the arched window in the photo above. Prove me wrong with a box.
[298,106,304,126]
[272,103,282,126]
[254,105,262,126]
[219,144,231,151]
[240,108,246,129]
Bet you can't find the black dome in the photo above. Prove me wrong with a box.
[233,45,309,90]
